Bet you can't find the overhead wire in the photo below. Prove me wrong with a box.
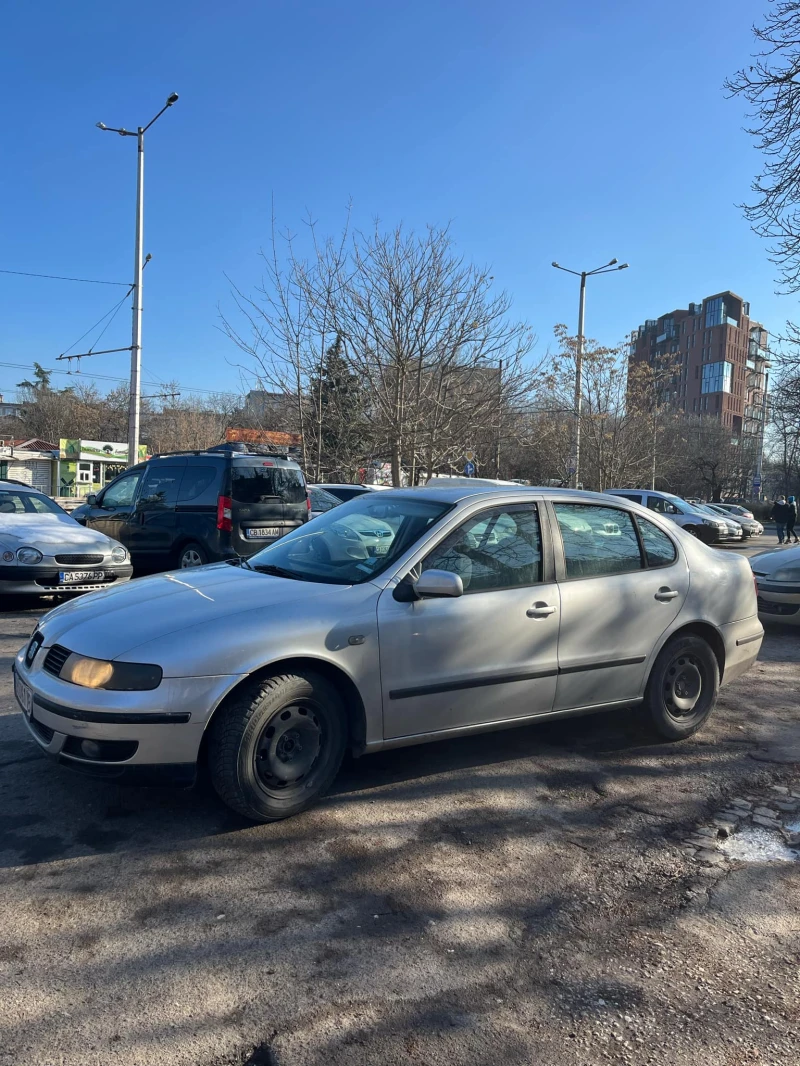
[0,268,129,286]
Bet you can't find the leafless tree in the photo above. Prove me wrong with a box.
[726,2,800,291]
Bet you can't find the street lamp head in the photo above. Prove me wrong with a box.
[166,92,179,106]
[618,263,629,270]
[117,127,130,136]
[608,258,618,266]
[551,261,560,268]
[96,122,107,129]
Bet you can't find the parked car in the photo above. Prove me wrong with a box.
[308,484,343,520]
[692,504,744,541]
[703,503,763,538]
[316,483,388,503]
[605,489,729,543]
[71,444,308,570]
[15,486,762,822]
[0,481,132,596]
[750,543,800,624]
[717,503,756,521]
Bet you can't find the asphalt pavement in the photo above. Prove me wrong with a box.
[1,533,799,1066]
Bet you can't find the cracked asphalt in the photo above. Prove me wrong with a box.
[1,536,799,1066]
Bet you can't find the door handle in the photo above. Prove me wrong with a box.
[527,602,557,618]
[655,587,679,602]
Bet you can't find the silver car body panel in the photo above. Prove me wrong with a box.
[750,544,800,626]
[14,487,763,774]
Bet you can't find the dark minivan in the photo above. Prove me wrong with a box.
[72,444,308,570]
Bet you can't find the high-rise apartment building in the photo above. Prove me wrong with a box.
[628,291,769,442]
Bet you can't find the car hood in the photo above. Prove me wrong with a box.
[37,563,354,660]
[750,543,800,575]
[0,514,118,553]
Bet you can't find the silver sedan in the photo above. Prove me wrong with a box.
[13,486,762,822]
[750,543,800,625]
[0,482,133,596]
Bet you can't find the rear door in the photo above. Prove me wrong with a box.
[549,501,688,711]
[231,460,306,553]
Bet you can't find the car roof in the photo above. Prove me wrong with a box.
[0,479,39,492]
[369,485,626,506]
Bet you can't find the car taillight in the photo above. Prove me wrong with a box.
[306,493,311,514]
[217,495,233,532]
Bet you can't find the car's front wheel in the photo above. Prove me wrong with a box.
[208,671,347,821]
[644,634,719,740]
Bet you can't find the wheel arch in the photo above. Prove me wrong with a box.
[198,655,368,765]
[657,620,726,680]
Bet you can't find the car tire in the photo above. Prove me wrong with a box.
[177,542,207,568]
[644,634,720,741]
[208,671,348,822]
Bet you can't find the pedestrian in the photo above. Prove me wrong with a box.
[771,495,790,544]
[787,495,799,544]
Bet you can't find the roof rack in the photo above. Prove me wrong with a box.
[148,442,295,460]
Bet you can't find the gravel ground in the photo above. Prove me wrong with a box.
[1,535,798,1066]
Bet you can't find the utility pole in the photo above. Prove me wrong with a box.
[552,258,629,488]
[97,93,179,467]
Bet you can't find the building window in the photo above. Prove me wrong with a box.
[692,398,697,411]
[701,361,733,395]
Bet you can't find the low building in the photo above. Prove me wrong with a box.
[57,439,148,498]
[0,394,23,420]
[0,438,57,493]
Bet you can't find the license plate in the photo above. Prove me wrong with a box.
[245,527,280,539]
[14,674,33,719]
[59,570,106,585]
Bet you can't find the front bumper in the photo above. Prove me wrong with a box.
[14,648,240,781]
[755,579,800,624]
[0,563,133,596]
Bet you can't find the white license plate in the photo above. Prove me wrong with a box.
[14,674,33,718]
[59,570,106,585]
[245,527,280,539]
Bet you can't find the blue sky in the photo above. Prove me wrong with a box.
[0,0,786,403]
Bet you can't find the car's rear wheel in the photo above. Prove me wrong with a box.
[177,542,207,568]
[208,671,347,821]
[644,634,719,740]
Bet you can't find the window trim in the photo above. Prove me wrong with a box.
[546,500,646,583]
[419,501,551,594]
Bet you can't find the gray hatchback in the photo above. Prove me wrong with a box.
[14,486,763,822]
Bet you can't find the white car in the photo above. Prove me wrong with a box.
[750,543,800,624]
[0,481,133,596]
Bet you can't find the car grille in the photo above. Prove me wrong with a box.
[43,645,71,677]
[54,554,104,565]
[29,716,55,744]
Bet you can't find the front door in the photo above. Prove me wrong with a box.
[84,470,144,550]
[550,502,688,711]
[377,502,560,740]
[129,463,184,564]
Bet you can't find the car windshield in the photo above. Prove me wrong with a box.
[248,494,452,584]
[0,489,64,516]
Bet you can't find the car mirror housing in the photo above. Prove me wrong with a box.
[414,569,464,599]
[85,494,97,506]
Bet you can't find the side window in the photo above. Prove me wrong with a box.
[138,465,182,510]
[422,505,542,592]
[178,465,218,503]
[647,496,679,515]
[637,516,677,567]
[554,503,643,579]
[275,467,306,505]
[610,492,642,505]
[101,472,142,508]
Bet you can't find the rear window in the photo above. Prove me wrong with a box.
[609,492,642,505]
[232,463,306,504]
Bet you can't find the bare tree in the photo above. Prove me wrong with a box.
[726,2,800,291]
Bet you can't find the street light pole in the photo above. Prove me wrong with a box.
[97,93,179,467]
[552,258,629,489]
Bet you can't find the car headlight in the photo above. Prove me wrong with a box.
[702,519,719,527]
[772,567,800,582]
[60,653,162,691]
[17,547,43,564]
[111,545,128,563]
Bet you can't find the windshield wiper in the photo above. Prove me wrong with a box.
[251,563,307,580]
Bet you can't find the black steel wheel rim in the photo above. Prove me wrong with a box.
[663,653,704,718]
[253,701,325,796]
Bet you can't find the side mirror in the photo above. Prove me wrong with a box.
[86,494,97,506]
[413,569,464,599]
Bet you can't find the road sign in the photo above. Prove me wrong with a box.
[753,475,762,490]
[464,461,476,477]
[465,450,475,462]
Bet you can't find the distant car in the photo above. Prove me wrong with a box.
[703,503,763,538]
[605,489,728,544]
[750,544,800,624]
[693,504,744,541]
[308,484,343,520]
[71,444,308,570]
[15,486,761,823]
[0,481,132,596]
[316,483,388,502]
[717,503,756,521]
